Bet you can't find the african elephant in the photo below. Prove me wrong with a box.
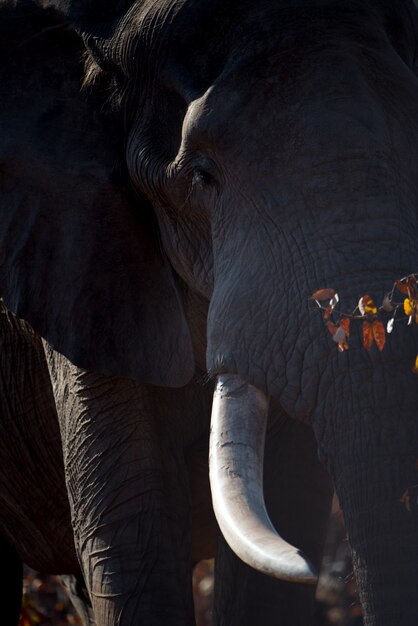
[1,0,418,625]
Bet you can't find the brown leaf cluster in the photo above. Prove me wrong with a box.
[310,274,418,370]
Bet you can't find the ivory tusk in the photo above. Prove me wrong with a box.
[209,373,317,583]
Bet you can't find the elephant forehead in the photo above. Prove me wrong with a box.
[180,46,377,156]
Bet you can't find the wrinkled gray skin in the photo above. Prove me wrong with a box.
[1,0,418,625]
[0,306,330,626]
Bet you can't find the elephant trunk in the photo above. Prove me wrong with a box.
[334,452,418,625]
[209,373,316,583]
[314,371,418,626]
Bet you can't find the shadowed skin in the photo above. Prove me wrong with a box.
[0,0,418,625]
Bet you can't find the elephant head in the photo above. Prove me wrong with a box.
[1,0,418,623]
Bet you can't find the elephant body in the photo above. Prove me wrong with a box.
[1,0,418,624]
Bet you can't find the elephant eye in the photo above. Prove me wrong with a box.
[192,167,215,187]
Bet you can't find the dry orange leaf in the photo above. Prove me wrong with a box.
[362,319,386,351]
[323,304,333,321]
[406,276,417,298]
[327,320,350,351]
[340,317,351,337]
[327,322,341,337]
[310,288,336,301]
[362,320,374,350]
[395,279,409,295]
[338,318,350,351]
[337,340,349,352]
[372,319,386,351]
[396,276,418,298]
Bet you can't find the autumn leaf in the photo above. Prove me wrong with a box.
[327,322,342,338]
[321,294,340,321]
[412,356,418,375]
[327,320,349,351]
[323,304,333,321]
[406,276,418,298]
[362,320,373,350]
[372,320,386,351]
[340,317,351,337]
[358,295,377,316]
[395,279,410,295]
[403,298,415,316]
[329,293,339,308]
[396,276,418,298]
[338,318,350,350]
[362,320,385,351]
[309,288,336,301]
[337,340,349,352]
[403,297,418,325]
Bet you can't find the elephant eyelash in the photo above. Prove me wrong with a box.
[192,167,215,187]
[170,159,219,210]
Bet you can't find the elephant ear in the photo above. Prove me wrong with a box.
[0,1,194,387]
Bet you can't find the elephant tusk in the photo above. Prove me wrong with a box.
[209,373,317,584]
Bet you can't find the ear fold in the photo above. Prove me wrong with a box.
[0,1,194,386]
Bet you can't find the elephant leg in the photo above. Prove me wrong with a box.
[44,346,195,626]
[0,537,23,626]
[213,416,333,626]
[0,308,77,573]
